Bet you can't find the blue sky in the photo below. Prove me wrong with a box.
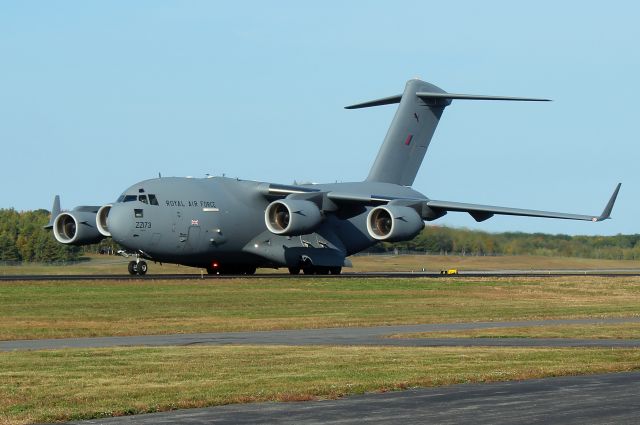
[1,1,637,235]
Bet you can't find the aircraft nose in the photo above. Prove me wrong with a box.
[106,203,131,243]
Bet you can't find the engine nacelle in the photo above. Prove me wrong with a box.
[53,211,105,245]
[96,204,112,237]
[265,199,322,236]
[366,205,424,242]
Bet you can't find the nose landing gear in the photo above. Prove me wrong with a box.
[127,259,148,275]
[118,250,149,276]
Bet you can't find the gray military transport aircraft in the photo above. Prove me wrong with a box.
[46,78,621,275]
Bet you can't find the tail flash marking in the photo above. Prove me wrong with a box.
[404,135,413,146]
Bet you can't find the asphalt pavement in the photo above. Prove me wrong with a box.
[70,371,640,424]
[5,317,640,351]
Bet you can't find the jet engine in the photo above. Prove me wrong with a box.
[96,204,112,237]
[52,211,105,245]
[265,199,322,236]
[366,205,424,242]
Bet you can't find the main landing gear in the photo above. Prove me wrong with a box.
[128,260,148,275]
[289,256,342,275]
[288,266,342,275]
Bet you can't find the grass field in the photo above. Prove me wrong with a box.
[2,276,640,340]
[3,274,640,424]
[2,345,640,425]
[2,253,640,275]
[391,323,640,340]
[0,255,191,275]
[352,254,640,272]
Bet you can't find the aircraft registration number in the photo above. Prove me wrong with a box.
[135,221,152,229]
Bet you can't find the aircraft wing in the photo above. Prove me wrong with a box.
[263,182,621,223]
[425,183,621,223]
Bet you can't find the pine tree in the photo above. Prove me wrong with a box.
[0,231,21,262]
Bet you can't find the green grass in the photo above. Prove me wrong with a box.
[391,323,640,340]
[2,276,640,340]
[0,255,197,275]
[2,345,640,424]
[3,275,640,424]
[351,254,640,272]
[3,254,640,275]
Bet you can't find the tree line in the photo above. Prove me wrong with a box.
[0,209,115,263]
[374,226,640,260]
[1,208,639,262]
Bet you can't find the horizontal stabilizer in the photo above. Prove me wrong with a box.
[344,94,402,109]
[416,92,550,102]
[345,91,550,110]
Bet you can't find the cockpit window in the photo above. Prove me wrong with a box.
[116,193,158,205]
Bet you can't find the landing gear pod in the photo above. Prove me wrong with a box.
[366,205,424,242]
[264,199,322,236]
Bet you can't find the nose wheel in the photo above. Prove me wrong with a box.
[128,260,148,275]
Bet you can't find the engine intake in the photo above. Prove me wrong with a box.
[265,199,322,236]
[366,205,424,242]
[96,204,112,237]
[53,211,105,245]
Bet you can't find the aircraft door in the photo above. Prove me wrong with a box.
[185,225,201,252]
[173,210,188,249]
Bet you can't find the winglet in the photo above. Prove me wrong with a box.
[595,183,621,222]
[44,195,61,229]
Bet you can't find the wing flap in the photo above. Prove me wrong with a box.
[426,183,621,223]
[426,200,598,222]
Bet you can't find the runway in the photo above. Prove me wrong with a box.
[5,317,640,352]
[3,270,640,281]
[71,371,640,424]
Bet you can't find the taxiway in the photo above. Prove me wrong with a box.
[4,317,640,352]
[70,371,640,424]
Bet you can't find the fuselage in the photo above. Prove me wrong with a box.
[105,176,427,270]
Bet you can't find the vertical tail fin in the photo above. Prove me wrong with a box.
[345,78,549,186]
[347,79,445,186]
